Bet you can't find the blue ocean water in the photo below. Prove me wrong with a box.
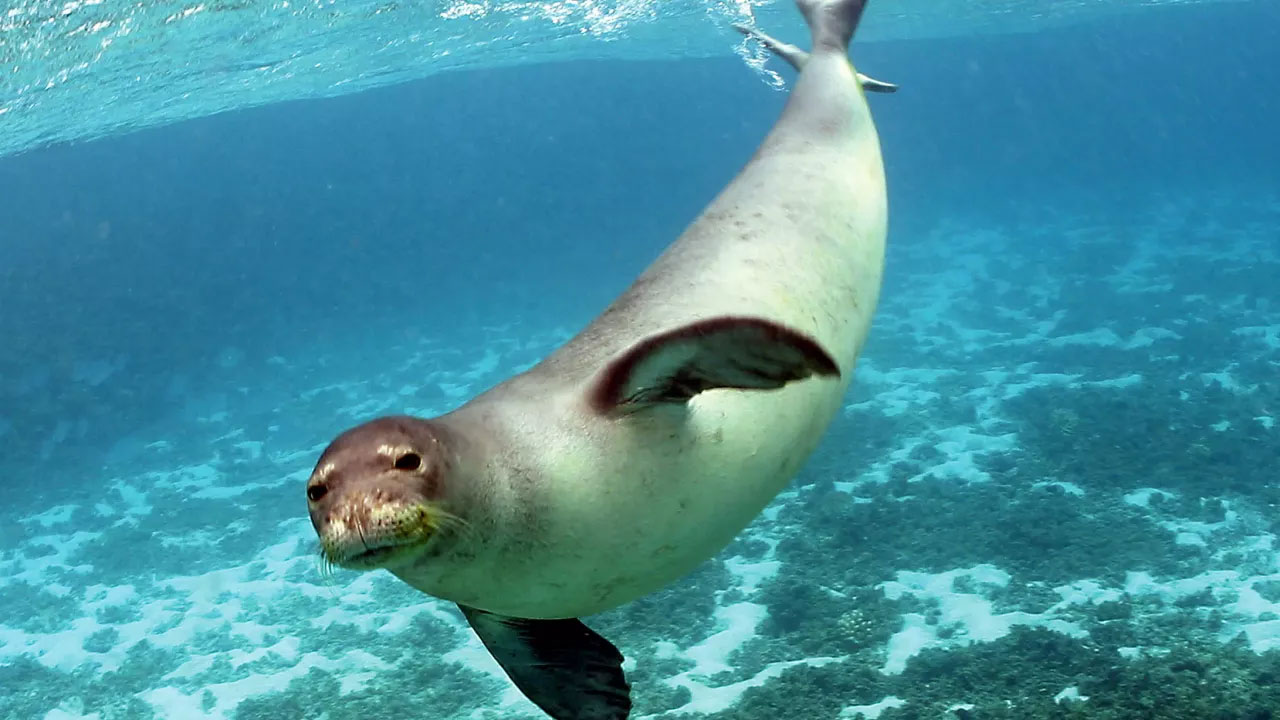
[2,1,1279,718]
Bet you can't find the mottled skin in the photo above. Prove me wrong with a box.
[307,0,887,621]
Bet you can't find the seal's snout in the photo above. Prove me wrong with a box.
[312,484,432,569]
[305,415,457,570]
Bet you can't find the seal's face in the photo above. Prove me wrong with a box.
[306,415,461,571]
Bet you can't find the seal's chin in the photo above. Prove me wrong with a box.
[318,501,460,572]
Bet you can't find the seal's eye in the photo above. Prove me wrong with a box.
[394,452,422,471]
[307,484,328,502]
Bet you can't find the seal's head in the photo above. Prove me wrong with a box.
[306,415,464,571]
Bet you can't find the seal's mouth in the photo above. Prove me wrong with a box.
[330,540,418,570]
[318,501,464,571]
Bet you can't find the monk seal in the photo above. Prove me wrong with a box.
[305,1,892,717]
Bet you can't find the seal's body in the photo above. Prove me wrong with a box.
[306,2,891,717]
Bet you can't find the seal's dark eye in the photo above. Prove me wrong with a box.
[307,484,327,502]
[394,452,422,471]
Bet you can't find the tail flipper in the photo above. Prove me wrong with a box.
[797,0,868,52]
[858,73,898,93]
[734,17,898,93]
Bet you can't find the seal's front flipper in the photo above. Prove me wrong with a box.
[460,605,631,720]
[591,316,840,414]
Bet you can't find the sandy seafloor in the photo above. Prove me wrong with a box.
[3,181,1279,719]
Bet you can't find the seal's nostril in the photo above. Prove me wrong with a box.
[394,452,422,471]
[307,484,328,502]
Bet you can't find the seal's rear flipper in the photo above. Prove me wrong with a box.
[734,23,810,70]
[460,605,631,720]
[800,0,867,52]
[858,74,898,93]
[591,317,840,415]
[733,17,897,91]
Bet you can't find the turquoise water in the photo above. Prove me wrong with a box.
[2,1,1280,718]
[0,0,1254,158]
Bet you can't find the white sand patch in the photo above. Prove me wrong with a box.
[1157,503,1236,547]
[143,648,394,719]
[850,383,942,417]
[684,602,767,677]
[462,348,501,379]
[1238,620,1280,653]
[0,616,115,671]
[879,565,1086,674]
[21,504,78,528]
[984,366,1140,405]
[81,583,140,615]
[1053,579,1122,608]
[160,522,251,549]
[920,426,1016,483]
[43,709,101,720]
[967,368,1078,430]
[1173,532,1207,547]
[1200,367,1257,394]
[1106,249,1166,294]
[1048,328,1122,347]
[656,527,823,717]
[110,480,152,520]
[404,595,471,630]
[2,524,315,672]
[213,427,247,444]
[129,448,308,500]
[1122,563,1280,653]
[990,308,1065,348]
[299,380,361,402]
[1034,481,1085,497]
[724,557,781,596]
[443,636,532,713]
[882,614,935,674]
[1123,487,1176,509]
[232,440,264,461]
[438,381,471,398]
[1124,569,1238,603]
[845,363,957,417]
[5,531,101,585]
[309,581,456,636]
[1234,324,1280,350]
[839,696,906,719]
[664,656,842,716]
[145,463,218,492]
[270,444,328,468]
[2,513,497,719]
[1123,327,1181,349]
[833,436,927,488]
[1085,373,1144,389]
[981,369,1079,401]
[1054,686,1088,703]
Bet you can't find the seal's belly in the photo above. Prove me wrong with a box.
[494,376,845,619]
